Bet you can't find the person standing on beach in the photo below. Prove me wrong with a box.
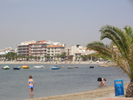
[27,75,34,98]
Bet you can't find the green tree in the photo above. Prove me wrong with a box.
[38,56,40,61]
[76,44,80,48]
[29,55,33,61]
[6,52,17,60]
[34,56,37,60]
[26,56,29,61]
[60,52,66,60]
[87,53,109,61]
[86,25,133,97]
[80,55,88,61]
[44,55,50,61]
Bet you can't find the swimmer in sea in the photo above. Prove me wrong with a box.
[27,75,34,98]
[100,78,106,86]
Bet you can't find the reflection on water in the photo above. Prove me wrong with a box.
[0,64,129,100]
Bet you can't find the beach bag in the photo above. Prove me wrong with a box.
[97,77,102,82]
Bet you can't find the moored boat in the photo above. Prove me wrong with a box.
[34,65,45,69]
[90,66,94,68]
[22,65,30,69]
[57,65,64,68]
[13,66,21,70]
[2,65,10,70]
[68,66,74,69]
[50,65,60,70]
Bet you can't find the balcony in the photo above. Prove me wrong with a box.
[18,46,28,48]
[18,49,28,51]
[31,48,46,50]
[31,46,42,48]
[31,52,45,54]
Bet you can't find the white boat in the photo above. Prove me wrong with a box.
[34,65,45,69]
[2,65,10,70]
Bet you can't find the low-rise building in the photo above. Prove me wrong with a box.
[65,45,96,61]
[0,47,14,60]
[0,47,14,55]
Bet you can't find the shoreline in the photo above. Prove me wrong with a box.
[0,61,115,66]
[23,83,129,100]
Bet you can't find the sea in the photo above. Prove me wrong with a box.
[0,64,129,100]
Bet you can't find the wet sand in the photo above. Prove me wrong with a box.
[23,83,129,100]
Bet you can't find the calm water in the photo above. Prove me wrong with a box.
[0,64,129,100]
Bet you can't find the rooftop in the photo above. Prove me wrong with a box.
[47,45,65,48]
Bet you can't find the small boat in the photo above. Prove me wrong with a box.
[68,66,74,69]
[22,65,30,69]
[90,66,94,68]
[57,65,64,68]
[34,65,45,69]
[74,66,79,68]
[2,65,10,70]
[12,66,21,70]
[50,65,60,70]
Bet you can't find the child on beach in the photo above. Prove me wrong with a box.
[27,75,34,98]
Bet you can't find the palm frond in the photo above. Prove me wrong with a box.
[86,25,133,80]
[100,25,129,59]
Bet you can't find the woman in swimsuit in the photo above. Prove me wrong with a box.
[27,75,34,98]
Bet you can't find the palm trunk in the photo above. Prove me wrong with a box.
[126,80,133,97]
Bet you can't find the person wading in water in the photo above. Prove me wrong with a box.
[27,75,34,98]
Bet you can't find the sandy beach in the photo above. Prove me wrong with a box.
[23,83,130,100]
[0,61,113,65]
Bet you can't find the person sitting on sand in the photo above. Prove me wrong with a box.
[27,75,34,98]
[100,78,106,86]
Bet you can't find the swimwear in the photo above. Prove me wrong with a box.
[29,81,33,88]
[29,81,33,83]
[29,85,33,88]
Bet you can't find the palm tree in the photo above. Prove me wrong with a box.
[80,55,88,61]
[86,25,133,97]
[55,54,60,61]
[60,52,66,61]
[44,55,50,61]
[6,52,17,61]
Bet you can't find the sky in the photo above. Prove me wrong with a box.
[0,0,133,49]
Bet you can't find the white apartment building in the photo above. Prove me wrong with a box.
[17,40,65,57]
[65,45,96,61]
[17,40,36,56]
[0,47,14,55]
[0,47,14,60]
[29,40,47,57]
[47,45,65,57]
[65,47,72,57]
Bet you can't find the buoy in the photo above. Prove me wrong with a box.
[12,69,14,70]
